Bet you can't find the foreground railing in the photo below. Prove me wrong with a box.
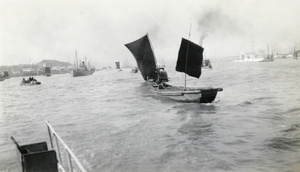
[45,121,87,172]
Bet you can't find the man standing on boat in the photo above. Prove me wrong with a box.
[155,68,168,84]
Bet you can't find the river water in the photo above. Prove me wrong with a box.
[0,58,300,172]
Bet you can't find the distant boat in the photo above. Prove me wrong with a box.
[261,44,274,62]
[131,66,139,73]
[115,61,121,69]
[234,52,264,62]
[202,59,213,70]
[3,71,10,79]
[261,54,274,62]
[20,77,41,86]
[72,64,95,77]
[125,34,222,103]
[72,50,95,77]
[20,81,41,86]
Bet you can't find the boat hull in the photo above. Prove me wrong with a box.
[149,82,222,103]
[72,68,95,77]
[20,81,41,86]
[159,92,202,103]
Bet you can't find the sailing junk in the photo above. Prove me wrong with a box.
[115,61,121,69]
[125,34,222,103]
[45,67,51,77]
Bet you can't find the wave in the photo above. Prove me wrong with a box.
[237,101,252,106]
[282,123,300,132]
[253,96,275,101]
[286,107,300,114]
[265,137,300,151]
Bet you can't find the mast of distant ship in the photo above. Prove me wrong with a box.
[267,43,269,59]
[75,50,78,69]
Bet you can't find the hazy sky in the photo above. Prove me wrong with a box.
[0,0,300,67]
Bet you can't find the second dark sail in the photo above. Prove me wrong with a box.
[176,38,204,79]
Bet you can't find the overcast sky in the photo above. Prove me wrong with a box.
[0,0,300,67]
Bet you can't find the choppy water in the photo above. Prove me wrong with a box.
[1,58,300,172]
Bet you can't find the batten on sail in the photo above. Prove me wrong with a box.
[176,38,204,79]
[125,34,157,81]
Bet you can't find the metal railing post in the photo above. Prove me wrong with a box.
[66,150,73,172]
[47,125,54,149]
[45,121,87,172]
[54,134,62,164]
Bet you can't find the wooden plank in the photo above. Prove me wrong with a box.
[182,90,201,94]
[158,92,184,96]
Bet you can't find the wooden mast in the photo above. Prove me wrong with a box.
[184,24,192,90]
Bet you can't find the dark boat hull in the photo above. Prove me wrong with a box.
[199,88,220,103]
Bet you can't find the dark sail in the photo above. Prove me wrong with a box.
[45,67,51,73]
[176,38,204,78]
[125,34,157,81]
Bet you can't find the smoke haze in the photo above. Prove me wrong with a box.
[0,0,299,67]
